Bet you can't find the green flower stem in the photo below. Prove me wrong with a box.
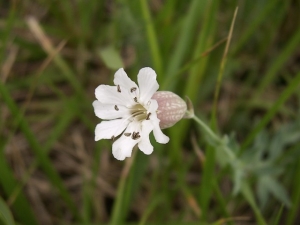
[192,115,236,161]
[192,115,219,143]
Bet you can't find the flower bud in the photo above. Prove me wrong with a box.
[152,91,187,129]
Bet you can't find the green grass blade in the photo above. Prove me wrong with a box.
[140,0,163,80]
[232,0,280,54]
[256,28,300,95]
[7,104,75,207]
[162,0,208,90]
[0,81,79,218]
[110,151,149,224]
[286,160,300,225]
[241,70,300,151]
[272,205,284,225]
[0,196,15,225]
[0,140,38,225]
[241,182,267,225]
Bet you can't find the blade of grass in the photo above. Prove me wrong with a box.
[241,182,267,225]
[109,149,137,225]
[272,205,284,225]
[7,104,75,206]
[0,196,15,225]
[0,140,38,225]
[0,82,79,218]
[200,8,238,216]
[26,16,85,97]
[241,70,300,151]
[286,159,300,225]
[232,0,281,55]
[163,37,227,91]
[140,0,163,80]
[162,0,208,90]
[211,7,238,129]
[256,28,300,95]
[0,1,16,65]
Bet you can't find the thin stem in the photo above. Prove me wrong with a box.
[110,148,137,225]
[192,115,236,161]
[192,115,219,143]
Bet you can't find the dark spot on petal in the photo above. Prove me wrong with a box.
[117,85,121,93]
[132,132,140,140]
[134,97,138,102]
[124,133,131,137]
[146,113,151,120]
[131,87,137,92]
[114,105,119,111]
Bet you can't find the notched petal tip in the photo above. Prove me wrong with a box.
[138,67,159,103]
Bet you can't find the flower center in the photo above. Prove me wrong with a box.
[130,103,149,121]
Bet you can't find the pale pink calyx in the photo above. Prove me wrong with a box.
[152,91,187,129]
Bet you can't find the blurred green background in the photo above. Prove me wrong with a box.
[1,0,300,225]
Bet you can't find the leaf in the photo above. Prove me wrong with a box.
[98,46,124,70]
[260,176,291,207]
[232,165,244,195]
[0,197,15,225]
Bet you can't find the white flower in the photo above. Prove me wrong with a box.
[93,67,169,160]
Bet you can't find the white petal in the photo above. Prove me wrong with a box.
[95,85,135,106]
[138,120,154,155]
[145,99,158,113]
[93,100,130,120]
[112,135,139,160]
[112,121,141,160]
[151,115,169,144]
[113,68,139,92]
[95,119,129,141]
[137,67,159,104]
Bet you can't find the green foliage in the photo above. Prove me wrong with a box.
[0,197,15,225]
[0,0,299,225]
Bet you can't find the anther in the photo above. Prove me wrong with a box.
[124,133,131,137]
[132,132,140,140]
[146,113,151,120]
[117,85,121,93]
[131,87,137,92]
[114,105,119,111]
[134,97,138,102]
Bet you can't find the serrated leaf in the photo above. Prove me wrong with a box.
[98,46,124,70]
[0,197,15,225]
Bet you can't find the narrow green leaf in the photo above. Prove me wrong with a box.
[0,141,38,225]
[261,176,291,207]
[241,182,267,225]
[257,28,300,94]
[140,0,163,79]
[241,71,300,151]
[0,81,79,218]
[0,197,15,225]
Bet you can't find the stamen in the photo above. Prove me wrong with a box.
[131,87,137,92]
[111,136,115,141]
[117,85,121,93]
[134,97,138,102]
[132,132,140,140]
[114,105,119,111]
[124,133,131,137]
[146,113,151,120]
